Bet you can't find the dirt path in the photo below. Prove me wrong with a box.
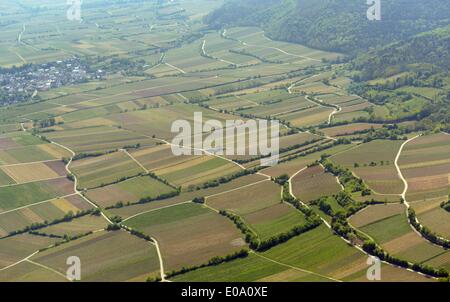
[304,95,341,125]
[394,134,448,245]
[287,163,435,279]
[17,24,25,44]
[251,251,342,282]
[27,259,69,280]
[121,149,149,173]
[223,29,321,62]
[122,178,270,224]
[157,137,272,179]
[20,123,112,224]
[122,201,192,222]
[395,135,420,208]
[202,39,237,66]
[151,237,166,281]
[0,251,39,272]
[0,193,77,216]
[164,62,186,74]
[287,74,319,94]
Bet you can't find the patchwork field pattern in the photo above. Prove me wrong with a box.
[291,165,342,202]
[125,203,245,272]
[399,133,450,238]
[332,140,405,195]
[0,0,447,283]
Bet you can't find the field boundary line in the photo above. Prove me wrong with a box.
[177,93,189,102]
[0,175,67,189]
[26,259,69,281]
[0,250,39,272]
[205,178,271,199]
[21,124,113,225]
[287,74,319,94]
[151,237,166,281]
[18,75,221,118]
[122,179,271,222]
[288,164,436,279]
[230,30,321,62]
[304,95,341,125]
[395,134,449,245]
[121,149,149,173]
[0,159,60,168]
[202,39,237,66]
[121,200,192,222]
[164,62,186,74]
[0,193,78,216]
[250,251,342,282]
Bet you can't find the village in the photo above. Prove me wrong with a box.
[0,57,104,105]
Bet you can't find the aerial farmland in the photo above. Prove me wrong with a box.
[0,0,449,288]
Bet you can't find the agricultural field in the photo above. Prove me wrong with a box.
[0,0,448,284]
[0,178,74,212]
[171,253,334,282]
[399,133,450,238]
[351,204,450,270]
[291,165,342,202]
[85,175,176,208]
[155,155,241,189]
[0,132,71,165]
[106,173,268,220]
[124,203,245,272]
[321,123,384,137]
[70,151,145,189]
[44,126,157,154]
[0,195,93,237]
[331,140,405,195]
[37,214,108,238]
[1,160,66,184]
[30,230,161,282]
[207,181,309,241]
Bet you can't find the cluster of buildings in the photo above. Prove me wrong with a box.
[0,57,104,105]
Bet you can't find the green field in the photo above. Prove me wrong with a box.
[0,0,448,283]
[0,178,74,212]
[71,151,144,189]
[125,203,245,272]
[30,230,161,281]
[86,175,176,208]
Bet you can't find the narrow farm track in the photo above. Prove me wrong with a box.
[288,164,437,280]
[0,193,77,216]
[121,148,149,173]
[0,175,67,189]
[394,134,449,246]
[19,124,112,224]
[121,201,192,222]
[231,31,321,62]
[151,237,166,281]
[250,251,342,282]
[155,137,272,179]
[304,95,341,125]
[0,251,39,272]
[15,126,167,281]
[164,62,186,74]
[287,74,319,94]
[17,24,25,44]
[122,179,270,223]
[26,259,69,280]
[202,39,237,66]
